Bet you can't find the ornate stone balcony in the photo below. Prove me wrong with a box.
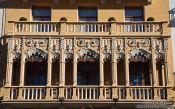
[3,86,171,102]
[7,21,168,37]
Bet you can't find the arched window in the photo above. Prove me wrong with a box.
[24,48,48,86]
[129,49,151,86]
[77,49,99,85]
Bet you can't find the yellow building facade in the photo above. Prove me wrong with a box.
[0,0,174,109]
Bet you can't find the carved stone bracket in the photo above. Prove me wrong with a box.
[117,53,125,61]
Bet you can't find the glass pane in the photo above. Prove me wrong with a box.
[125,8,143,17]
[79,18,97,21]
[78,8,97,17]
[32,7,51,17]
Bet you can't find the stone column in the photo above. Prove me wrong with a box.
[18,49,26,100]
[162,65,165,86]
[99,47,104,99]
[125,48,131,99]
[4,40,13,100]
[112,49,118,98]
[151,47,159,100]
[72,47,77,99]
[59,38,65,97]
[46,48,52,99]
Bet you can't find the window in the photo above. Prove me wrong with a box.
[125,7,144,21]
[32,7,51,21]
[77,61,99,85]
[78,7,97,21]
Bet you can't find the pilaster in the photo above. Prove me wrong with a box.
[46,48,52,100]
[18,48,25,100]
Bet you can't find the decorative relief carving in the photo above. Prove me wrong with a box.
[25,38,34,47]
[164,39,168,50]
[25,48,47,61]
[77,38,99,47]
[140,38,150,47]
[127,38,150,48]
[128,38,137,47]
[7,38,13,49]
[39,39,48,47]
[65,52,73,60]
[60,37,65,49]
[52,51,60,60]
[111,37,116,49]
[77,49,99,62]
[155,53,164,62]
[25,38,48,47]
[129,49,151,62]
[117,53,125,61]
[12,51,21,61]
[90,39,99,47]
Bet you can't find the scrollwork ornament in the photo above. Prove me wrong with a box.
[78,39,86,47]
[103,53,111,61]
[116,45,124,54]
[140,38,150,47]
[52,51,59,60]
[155,53,164,62]
[39,39,48,47]
[65,52,73,60]
[117,53,125,61]
[12,51,21,61]
[14,45,21,53]
[128,38,137,47]
[90,39,99,47]
[25,38,34,47]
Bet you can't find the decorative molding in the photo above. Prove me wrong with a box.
[12,50,21,61]
[129,49,151,62]
[25,48,48,62]
[7,38,13,49]
[77,49,99,62]
[60,37,65,49]
[52,51,60,60]
[25,38,34,47]
[117,53,125,61]
[39,39,48,47]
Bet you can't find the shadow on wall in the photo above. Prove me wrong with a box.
[169,8,175,27]
[0,38,7,88]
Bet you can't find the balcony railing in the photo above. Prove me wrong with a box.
[4,86,170,101]
[8,21,168,36]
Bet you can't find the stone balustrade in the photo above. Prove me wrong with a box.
[5,86,170,101]
[7,21,168,36]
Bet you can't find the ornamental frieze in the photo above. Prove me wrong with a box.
[25,38,48,48]
[127,38,150,49]
[77,38,100,48]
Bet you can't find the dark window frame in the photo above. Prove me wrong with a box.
[125,7,144,21]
